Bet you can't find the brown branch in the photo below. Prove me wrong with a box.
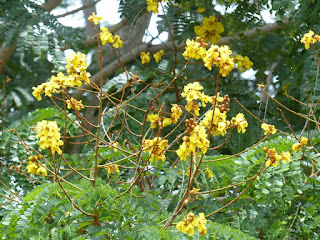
[55,0,102,18]
[41,0,62,12]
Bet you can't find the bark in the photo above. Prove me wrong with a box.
[41,0,62,12]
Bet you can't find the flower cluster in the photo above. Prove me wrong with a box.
[263,147,291,167]
[292,137,308,152]
[100,27,123,48]
[234,54,254,72]
[231,113,248,133]
[147,104,182,128]
[194,15,224,44]
[88,12,103,25]
[203,45,234,76]
[66,97,84,111]
[140,52,151,64]
[183,37,253,77]
[181,82,210,116]
[26,155,47,176]
[176,212,207,237]
[183,39,206,60]
[146,0,166,13]
[177,125,210,160]
[32,52,90,101]
[142,137,168,162]
[200,108,229,136]
[153,50,164,63]
[261,123,277,135]
[35,120,63,154]
[105,164,120,175]
[301,30,320,49]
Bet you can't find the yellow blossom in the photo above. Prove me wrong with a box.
[257,83,265,88]
[36,166,47,176]
[112,35,123,48]
[170,104,182,123]
[261,123,276,135]
[142,137,168,162]
[197,7,205,13]
[265,148,282,167]
[181,82,210,107]
[26,155,47,176]
[88,12,103,25]
[177,125,210,160]
[204,167,213,178]
[100,27,114,45]
[66,97,84,111]
[200,108,229,136]
[146,0,159,13]
[301,136,308,145]
[163,118,172,127]
[234,55,253,72]
[35,120,63,154]
[203,45,234,76]
[194,15,224,44]
[185,101,200,116]
[176,212,207,237]
[140,52,151,64]
[105,164,120,174]
[292,137,308,152]
[66,52,87,74]
[182,39,206,60]
[281,151,291,164]
[301,30,316,49]
[231,113,248,133]
[153,50,164,63]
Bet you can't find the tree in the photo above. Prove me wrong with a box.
[1,0,320,239]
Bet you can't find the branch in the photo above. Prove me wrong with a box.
[55,0,102,18]
[0,42,17,73]
[41,0,62,12]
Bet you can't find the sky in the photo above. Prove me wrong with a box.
[51,0,167,44]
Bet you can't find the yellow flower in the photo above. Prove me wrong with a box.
[170,104,182,123]
[185,101,200,116]
[231,113,248,133]
[153,50,164,63]
[196,7,205,13]
[35,120,63,154]
[88,12,103,25]
[261,123,276,135]
[100,27,114,45]
[146,0,159,13]
[292,143,301,153]
[105,164,120,174]
[140,52,151,64]
[66,52,88,74]
[265,148,282,167]
[301,30,316,49]
[147,113,161,128]
[234,55,253,72]
[176,212,207,237]
[301,136,308,145]
[66,97,84,111]
[163,118,172,127]
[194,15,224,44]
[142,137,168,162]
[200,108,229,136]
[292,137,308,152]
[192,213,207,236]
[112,35,123,48]
[26,161,38,174]
[203,45,234,76]
[281,151,291,164]
[204,167,213,178]
[182,39,206,60]
[177,126,210,160]
[36,166,47,176]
